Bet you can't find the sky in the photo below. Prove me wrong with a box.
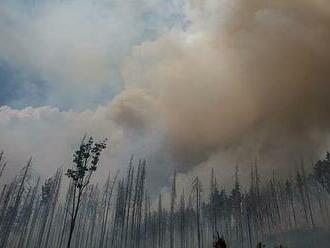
[1,0,330,193]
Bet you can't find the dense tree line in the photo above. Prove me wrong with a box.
[0,139,330,247]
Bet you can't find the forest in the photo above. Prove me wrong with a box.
[0,137,330,248]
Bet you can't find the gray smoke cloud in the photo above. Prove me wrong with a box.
[1,0,330,191]
[120,0,330,173]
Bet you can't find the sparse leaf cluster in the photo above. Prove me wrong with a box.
[66,136,107,189]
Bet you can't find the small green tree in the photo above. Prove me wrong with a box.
[66,136,107,248]
[314,152,330,194]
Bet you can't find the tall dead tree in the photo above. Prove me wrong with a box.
[100,171,118,248]
[0,151,7,180]
[170,171,177,248]
[0,157,32,247]
[193,177,202,248]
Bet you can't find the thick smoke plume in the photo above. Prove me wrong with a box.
[1,0,330,190]
[119,0,330,172]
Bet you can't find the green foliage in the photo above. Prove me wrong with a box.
[66,136,107,189]
[313,152,330,194]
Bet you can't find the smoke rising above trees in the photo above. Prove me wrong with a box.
[1,0,330,183]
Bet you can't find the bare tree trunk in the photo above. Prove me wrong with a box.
[67,186,83,248]
[0,157,32,248]
[170,171,176,248]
